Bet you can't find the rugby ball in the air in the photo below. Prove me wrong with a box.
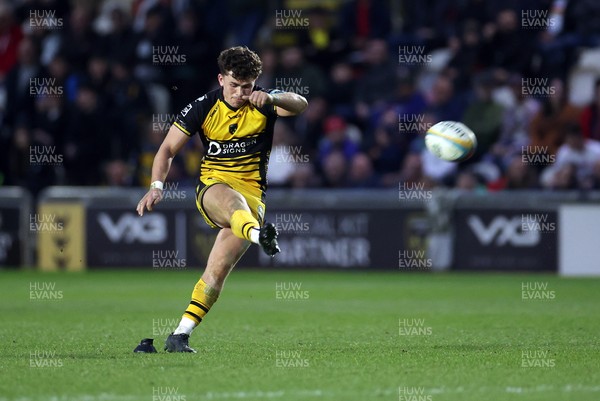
[425,121,477,162]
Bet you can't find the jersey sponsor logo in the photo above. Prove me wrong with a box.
[207,137,261,157]
[467,215,540,247]
[181,103,192,117]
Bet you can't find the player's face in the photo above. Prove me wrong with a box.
[219,73,255,108]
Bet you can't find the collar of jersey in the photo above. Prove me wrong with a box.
[220,88,246,112]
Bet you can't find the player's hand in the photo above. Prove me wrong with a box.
[242,91,273,108]
[136,188,163,216]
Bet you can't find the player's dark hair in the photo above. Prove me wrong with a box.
[217,46,262,81]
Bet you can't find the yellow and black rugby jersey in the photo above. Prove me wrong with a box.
[173,87,279,194]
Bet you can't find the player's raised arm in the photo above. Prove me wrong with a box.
[243,90,308,117]
[136,125,191,216]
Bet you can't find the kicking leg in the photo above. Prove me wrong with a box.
[166,228,249,352]
[203,183,279,256]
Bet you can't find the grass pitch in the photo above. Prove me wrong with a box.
[0,270,598,401]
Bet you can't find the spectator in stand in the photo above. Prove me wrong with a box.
[540,124,600,188]
[31,91,68,154]
[347,152,379,188]
[364,108,412,179]
[58,5,101,73]
[4,36,44,129]
[226,0,267,47]
[101,3,137,71]
[295,7,346,73]
[275,45,327,99]
[537,0,600,80]
[63,83,108,185]
[425,73,466,122]
[317,115,360,168]
[580,78,600,142]
[321,150,348,188]
[107,57,151,160]
[326,61,356,120]
[396,153,429,189]
[487,154,539,190]
[0,1,23,80]
[582,159,600,189]
[529,78,582,161]
[480,8,535,77]
[462,72,504,161]
[255,47,276,89]
[354,39,397,121]
[292,96,329,154]
[267,121,303,188]
[338,0,391,50]
[85,53,111,99]
[490,74,541,168]
[132,4,171,85]
[102,159,133,187]
[446,20,484,92]
[171,7,219,107]
[394,0,463,51]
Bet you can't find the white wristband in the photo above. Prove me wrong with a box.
[150,181,164,190]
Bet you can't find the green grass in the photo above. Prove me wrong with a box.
[0,270,598,401]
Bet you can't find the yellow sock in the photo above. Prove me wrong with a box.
[182,278,220,325]
[230,209,259,243]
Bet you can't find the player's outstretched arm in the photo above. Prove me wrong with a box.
[243,91,308,117]
[137,125,191,216]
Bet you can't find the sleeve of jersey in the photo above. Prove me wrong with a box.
[173,97,205,137]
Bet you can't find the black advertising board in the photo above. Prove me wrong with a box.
[238,208,427,270]
[453,209,557,271]
[86,208,185,267]
[0,207,22,267]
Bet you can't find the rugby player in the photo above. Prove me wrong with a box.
[135,46,307,353]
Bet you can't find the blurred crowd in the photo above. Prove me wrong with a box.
[2,0,600,196]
